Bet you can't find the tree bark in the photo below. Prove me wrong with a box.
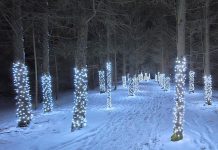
[171,0,186,141]
[12,0,25,62]
[114,52,117,90]
[75,19,88,68]
[106,19,112,61]
[204,0,210,76]
[33,24,38,109]
[189,31,193,70]
[42,13,50,74]
[177,0,186,58]
[122,54,126,76]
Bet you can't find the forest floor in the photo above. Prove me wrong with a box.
[0,80,218,150]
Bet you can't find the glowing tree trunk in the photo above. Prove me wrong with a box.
[71,19,88,131]
[204,0,212,105]
[157,72,160,83]
[122,76,127,88]
[134,75,139,92]
[41,5,53,112]
[106,62,112,108]
[98,70,106,93]
[189,31,195,93]
[171,0,186,141]
[114,52,117,90]
[12,0,32,127]
[155,74,157,81]
[164,77,170,91]
[122,54,127,88]
[128,77,135,96]
[189,71,195,93]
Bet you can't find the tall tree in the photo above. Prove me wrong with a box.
[71,0,101,131]
[41,0,54,113]
[12,0,32,127]
[203,0,212,105]
[171,0,186,141]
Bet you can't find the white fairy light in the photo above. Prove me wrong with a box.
[204,75,212,105]
[41,74,53,112]
[106,62,112,108]
[122,76,127,88]
[172,57,186,140]
[189,71,195,93]
[128,77,135,96]
[98,70,106,93]
[12,62,32,127]
[71,67,88,131]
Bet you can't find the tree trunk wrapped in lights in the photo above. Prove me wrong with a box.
[72,67,88,130]
[71,18,89,132]
[106,62,112,108]
[122,76,127,88]
[203,0,212,105]
[98,70,106,93]
[189,71,195,93]
[148,73,151,80]
[204,75,212,105]
[164,77,170,91]
[171,0,186,141]
[138,73,143,82]
[41,7,53,113]
[134,75,139,92]
[161,74,165,89]
[41,74,53,112]
[172,57,187,141]
[128,77,135,96]
[12,0,32,127]
[127,73,130,84]
[157,72,160,83]
[155,74,157,81]
[13,62,32,127]
[144,73,148,81]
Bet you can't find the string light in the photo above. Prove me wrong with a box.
[12,62,32,127]
[41,74,53,112]
[171,57,186,141]
[98,70,106,93]
[106,62,112,108]
[71,67,88,131]
[122,76,127,88]
[189,71,195,93]
[204,75,212,105]
[128,77,135,96]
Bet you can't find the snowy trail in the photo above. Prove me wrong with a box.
[1,80,218,150]
[52,82,174,150]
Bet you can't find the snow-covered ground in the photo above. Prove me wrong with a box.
[0,80,218,150]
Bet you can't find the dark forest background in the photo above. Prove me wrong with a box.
[0,0,218,100]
